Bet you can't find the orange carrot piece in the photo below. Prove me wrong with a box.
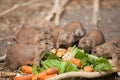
[14,74,32,80]
[50,48,57,54]
[67,47,72,52]
[56,51,63,57]
[32,71,47,80]
[44,74,57,80]
[83,66,93,72]
[21,65,32,74]
[46,68,58,75]
[70,57,82,67]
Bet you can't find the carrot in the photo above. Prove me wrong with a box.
[67,47,72,52]
[50,48,57,54]
[70,57,82,67]
[21,65,32,74]
[44,74,57,80]
[56,51,63,57]
[56,49,66,57]
[46,68,58,75]
[83,66,93,72]
[14,74,32,80]
[32,71,47,80]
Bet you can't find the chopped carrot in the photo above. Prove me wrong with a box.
[46,68,58,75]
[58,48,66,54]
[56,51,63,57]
[56,49,66,57]
[32,71,47,80]
[14,74,32,80]
[44,74,57,80]
[83,66,93,72]
[50,48,57,54]
[67,47,72,52]
[70,57,82,67]
[21,65,32,74]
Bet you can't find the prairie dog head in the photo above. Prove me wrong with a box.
[91,44,114,58]
[78,37,95,52]
[74,27,86,38]
[56,30,74,48]
[38,29,53,40]
[38,40,55,51]
[65,21,86,40]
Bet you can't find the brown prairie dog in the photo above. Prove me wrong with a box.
[6,40,55,70]
[92,38,120,58]
[65,21,86,41]
[26,18,57,32]
[78,29,105,52]
[16,26,53,44]
[56,30,74,48]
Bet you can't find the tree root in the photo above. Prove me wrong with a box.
[0,0,40,17]
[0,71,17,78]
[45,0,69,25]
[47,71,116,80]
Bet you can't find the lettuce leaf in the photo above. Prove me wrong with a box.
[93,58,112,71]
[74,46,112,71]
[41,53,78,74]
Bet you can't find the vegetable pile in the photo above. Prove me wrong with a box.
[14,46,112,80]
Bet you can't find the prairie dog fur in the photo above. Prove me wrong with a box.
[78,29,105,52]
[6,40,55,70]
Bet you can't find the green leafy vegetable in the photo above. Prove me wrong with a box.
[93,58,112,71]
[41,53,78,74]
[32,46,112,74]
[69,45,80,57]
[32,64,42,75]
[74,46,112,71]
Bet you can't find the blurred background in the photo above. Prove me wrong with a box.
[0,0,120,64]
[0,0,120,80]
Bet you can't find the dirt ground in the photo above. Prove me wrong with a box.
[0,0,120,80]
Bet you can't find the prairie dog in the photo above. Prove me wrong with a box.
[6,40,55,70]
[65,21,86,41]
[16,26,53,44]
[26,18,57,32]
[56,30,74,48]
[92,38,120,58]
[78,29,105,52]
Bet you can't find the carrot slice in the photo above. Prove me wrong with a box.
[14,74,32,80]
[70,57,82,67]
[83,66,93,72]
[67,47,72,52]
[32,71,47,80]
[44,74,57,80]
[21,65,32,74]
[50,48,57,54]
[46,68,58,75]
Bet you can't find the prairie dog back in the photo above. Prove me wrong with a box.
[88,29,105,45]
[16,26,41,44]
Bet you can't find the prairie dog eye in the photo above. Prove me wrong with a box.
[82,40,86,44]
[66,35,69,38]
[45,42,48,44]
[44,32,47,34]
[39,43,42,45]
